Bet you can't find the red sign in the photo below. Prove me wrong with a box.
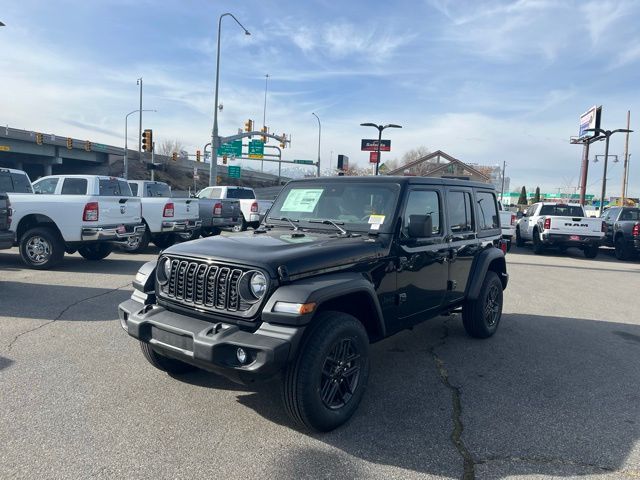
[361,139,391,152]
[369,152,379,164]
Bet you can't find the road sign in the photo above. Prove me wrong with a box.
[369,152,379,164]
[218,139,242,157]
[248,140,264,159]
[228,165,241,178]
[294,159,315,165]
[361,139,391,152]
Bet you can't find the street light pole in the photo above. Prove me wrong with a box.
[500,161,507,204]
[261,73,269,173]
[137,78,143,163]
[312,112,321,177]
[210,13,251,187]
[124,108,156,179]
[360,122,403,175]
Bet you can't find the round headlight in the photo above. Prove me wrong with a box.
[157,257,171,284]
[249,272,267,299]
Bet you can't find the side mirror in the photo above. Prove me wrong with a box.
[518,212,525,218]
[408,214,432,238]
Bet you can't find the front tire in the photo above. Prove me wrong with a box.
[614,236,631,260]
[462,271,503,339]
[532,229,545,255]
[139,342,197,374]
[19,227,65,269]
[78,243,113,261]
[152,234,175,249]
[283,311,370,432]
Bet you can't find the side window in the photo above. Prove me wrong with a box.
[129,183,139,196]
[447,191,474,233]
[527,205,536,217]
[476,191,499,230]
[33,178,59,194]
[61,178,87,195]
[402,190,441,237]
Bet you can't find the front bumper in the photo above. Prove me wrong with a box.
[541,233,603,246]
[82,223,146,242]
[161,219,202,233]
[0,230,14,249]
[118,298,304,384]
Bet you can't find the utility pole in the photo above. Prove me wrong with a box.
[137,77,143,163]
[500,161,506,204]
[312,112,321,177]
[621,110,631,205]
[261,74,269,173]
[150,141,155,181]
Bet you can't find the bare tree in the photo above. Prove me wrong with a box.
[394,146,433,175]
[158,139,185,157]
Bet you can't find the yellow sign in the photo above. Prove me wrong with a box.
[0,146,10,151]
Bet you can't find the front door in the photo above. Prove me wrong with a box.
[395,188,448,328]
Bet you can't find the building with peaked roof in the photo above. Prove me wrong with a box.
[384,150,491,183]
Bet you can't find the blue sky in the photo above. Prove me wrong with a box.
[2,0,640,196]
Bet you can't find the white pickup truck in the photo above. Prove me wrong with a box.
[4,172,144,268]
[123,180,201,252]
[515,202,605,258]
[197,186,271,231]
[498,204,516,251]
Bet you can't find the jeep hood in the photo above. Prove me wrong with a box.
[162,229,389,279]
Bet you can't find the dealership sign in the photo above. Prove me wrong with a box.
[361,139,391,151]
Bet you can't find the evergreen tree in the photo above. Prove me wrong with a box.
[517,186,528,205]
[533,186,541,203]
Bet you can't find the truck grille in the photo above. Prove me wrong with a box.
[159,258,253,314]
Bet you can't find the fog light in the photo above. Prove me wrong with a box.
[236,347,247,365]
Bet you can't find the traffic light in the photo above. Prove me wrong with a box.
[172,152,177,161]
[244,119,253,132]
[141,129,153,152]
[196,150,201,162]
[280,133,286,149]
[35,133,43,145]
[223,155,228,165]
[66,137,73,149]
[84,140,92,151]
[261,126,268,144]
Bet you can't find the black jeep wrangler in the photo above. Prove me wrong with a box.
[119,177,508,431]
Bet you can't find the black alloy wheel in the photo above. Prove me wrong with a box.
[320,338,362,410]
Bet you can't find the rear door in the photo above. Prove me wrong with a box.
[0,193,9,231]
[96,178,141,225]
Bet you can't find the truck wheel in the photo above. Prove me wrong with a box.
[201,227,220,237]
[583,245,599,259]
[177,228,201,242]
[78,243,113,261]
[515,227,524,247]
[121,228,150,253]
[532,229,545,255]
[19,227,65,269]
[283,311,370,432]
[232,215,247,232]
[139,342,197,374]
[462,271,503,339]
[614,236,631,260]
[153,234,175,249]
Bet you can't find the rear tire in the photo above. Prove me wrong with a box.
[462,271,503,339]
[283,311,370,432]
[583,244,599,259]
[515,228,524,247]
[614,236,631,260]
[121,227,150,253]
[152,234,175,249]
[232,215,247,232]
[78,243,113,261]
[532,229,544,255]
[139,342,197,374]
[19,227,65,269]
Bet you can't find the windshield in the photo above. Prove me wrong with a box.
[539,205,584,217]
[268,182,400,232]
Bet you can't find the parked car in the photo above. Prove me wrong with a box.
[0,192,13,250]
[498,203,516,251]
[601,206,640,260]
[119,176,508,432]
[515,202,604,258]
[197,186,271,231]
[194,187,241,237]
[121,180,201,252]
[6,173,144,268]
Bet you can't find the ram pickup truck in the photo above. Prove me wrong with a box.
[120,177,508,432]
[120,180,201,252]
[515,202,604,257]
[601,206,640,260]
[194,186,241,236]
[197,186,271,231]
[5,173,144,268]
[0,192,13,250]
[498,204,516,251]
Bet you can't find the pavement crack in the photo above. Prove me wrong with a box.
[477,455,640,477]
[6,282,131,352]
[430,317,476,480]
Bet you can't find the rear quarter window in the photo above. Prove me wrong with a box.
[61,178,88,195]
[99,179,133,196]
[0,171,33,193]
[475,190,499,230]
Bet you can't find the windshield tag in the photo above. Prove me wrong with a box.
[370,223,381,231]
[368,214,385,225]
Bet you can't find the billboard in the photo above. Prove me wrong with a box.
[337,154,349,170]
[361,139,391,151]
[579,106,602,138]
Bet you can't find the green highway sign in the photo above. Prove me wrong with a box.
[228,165,241,178]
[293,159,315,165]
[218,139,242,157]
[248,140,264,159]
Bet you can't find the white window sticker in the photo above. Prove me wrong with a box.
[368,214,385,225]
[281,189,324,213]
[370,223,381,231]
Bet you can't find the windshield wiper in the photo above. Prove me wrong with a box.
[308,219,351,236]
[268,216,300,231]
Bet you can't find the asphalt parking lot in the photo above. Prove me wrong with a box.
[1,244,639,480]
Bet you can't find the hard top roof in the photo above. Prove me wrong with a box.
[287,175,495,190]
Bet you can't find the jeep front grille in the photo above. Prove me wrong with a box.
[159,258,255,314]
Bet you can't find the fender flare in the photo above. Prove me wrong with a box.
[465,247,507,301]
[262,272,385,335]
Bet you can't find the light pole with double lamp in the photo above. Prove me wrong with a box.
[360,123,402,175]
[124,109,156,179]
[585,127,633,213]
[312,112,321,177]
[210,13,251,186]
